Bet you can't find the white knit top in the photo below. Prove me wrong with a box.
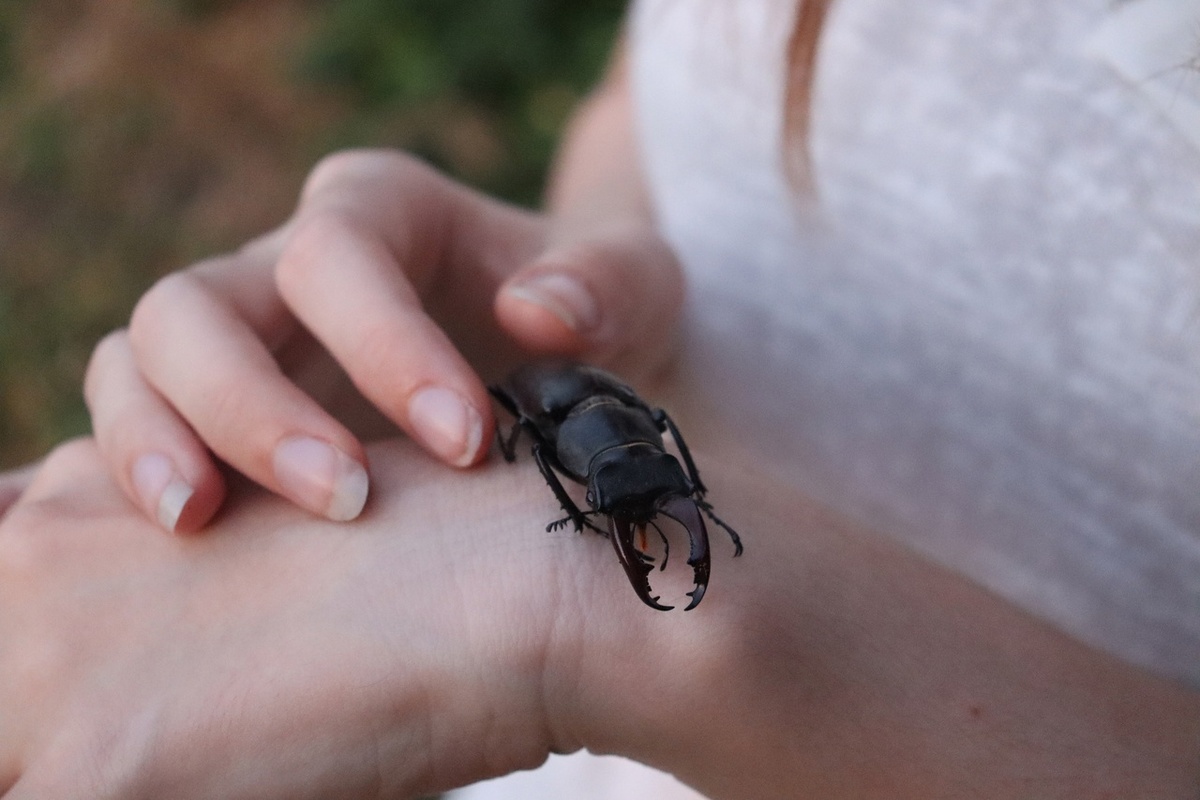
[634,0,1200,686]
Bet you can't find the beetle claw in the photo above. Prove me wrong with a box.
[609,497,712,612]
[658,495,711,612]
[609,516,674,611]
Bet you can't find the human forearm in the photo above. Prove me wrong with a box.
[490,32,680,376]
[543,36,654,233]
[554,460,1200,799]
[3,437,1196,798]
[0,438,594,797]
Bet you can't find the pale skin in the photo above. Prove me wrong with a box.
[1,19,1197,800]
[1,438,1197,798]
[81,44,676,534]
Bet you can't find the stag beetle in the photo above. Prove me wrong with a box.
[490,361,742,611]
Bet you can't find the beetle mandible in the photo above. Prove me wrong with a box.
[490,360,743,611]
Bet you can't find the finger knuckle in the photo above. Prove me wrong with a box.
[82,329,130,405]
[0,494,81,581]
[348,317,410,378]
[39,437,101,482]
[302,149,372,199]
[0,503,44,575]
[274,208,366,292]
[185,251,243,281]
[549,241,616,278]
[302,148,430,202]
[128,271,206,349]
[197,378,263,436]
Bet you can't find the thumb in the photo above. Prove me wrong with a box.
[494,228,684,377]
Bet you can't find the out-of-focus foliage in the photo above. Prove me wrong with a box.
[304,0,624,203]
[0,0,624,468]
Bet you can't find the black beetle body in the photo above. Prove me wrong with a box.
[490,361,742,611]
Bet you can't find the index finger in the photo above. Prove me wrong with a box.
[274,150,545,465]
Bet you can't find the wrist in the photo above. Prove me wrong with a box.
[534,459,792,787]
[355,437,667,790]
[538,452,1200,799]
[357,440,733,787]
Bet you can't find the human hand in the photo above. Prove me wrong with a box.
[0,436,660,798]
[2,437,1196,799]
[83,149,683,532]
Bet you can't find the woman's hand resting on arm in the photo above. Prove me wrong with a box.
[1,436,1196,800]
[82,47,679,533]
[15,25,1197,798]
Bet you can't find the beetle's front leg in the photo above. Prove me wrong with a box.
[654,409,743,557]
[531,444,592,533]
[488,386,523,462]
[653,409,708,496]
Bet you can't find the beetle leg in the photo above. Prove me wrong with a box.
[497,423,524,462]
[695,498,744,557]
[532,444,593,533]
[548,510,608,536]
[656,495,711,610]
[487,386,523,462]
[487,384,520,417]
[609,516,674,611]
[653,409,708,496]
[490,422,524,462]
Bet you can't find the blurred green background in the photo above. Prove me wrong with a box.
[0,0,625,468]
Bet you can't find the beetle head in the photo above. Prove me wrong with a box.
[608,493,712,611]
[586,445,692,520]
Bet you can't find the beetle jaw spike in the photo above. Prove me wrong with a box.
[608,515,674,611]
[604,496,714,612]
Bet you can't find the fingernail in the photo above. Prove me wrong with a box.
[506,272,600,334]
[132,452,195,533]
[407,386,484,468]
[272,436,369,522]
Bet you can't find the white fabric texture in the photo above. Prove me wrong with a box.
[451,0,1200,796]
[449,752,707,800]
[635,0,1200,687]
